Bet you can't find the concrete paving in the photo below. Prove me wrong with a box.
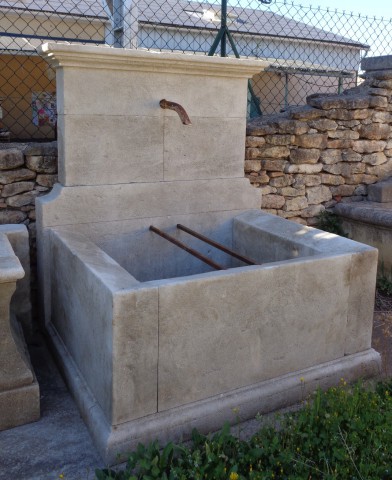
[0,335,104,480]
[0,306,391,480]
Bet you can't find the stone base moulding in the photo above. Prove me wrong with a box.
[48,321,380,464]
[0,224,39,431]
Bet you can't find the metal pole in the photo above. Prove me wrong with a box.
[221,0,227,57]
[177,224,258,265]
[149,226,226,271]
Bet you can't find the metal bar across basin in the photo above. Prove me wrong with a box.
[177,224,258,265]
[149,225,226,271]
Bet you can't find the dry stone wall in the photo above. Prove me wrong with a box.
[0,142,57,233]
[246,77,392,225]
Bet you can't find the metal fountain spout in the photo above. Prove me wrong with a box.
[159,99,192,125]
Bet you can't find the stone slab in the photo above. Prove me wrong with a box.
[36,179,261,228]
[163,117,245,181]
[50,229,158,425]
[47,318,381,465]
[362,55,392,72]
[368,177,392,202]
[157,254,352,410]
[336,201,392,228]
[57,67,248,118]
[57,114,164,186]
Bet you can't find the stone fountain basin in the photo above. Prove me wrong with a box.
[46,209,380,462]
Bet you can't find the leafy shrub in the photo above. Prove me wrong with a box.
[316,211,347,237]
[96,381,392,479]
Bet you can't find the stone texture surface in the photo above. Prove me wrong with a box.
[0,227,39,431]
[31,44,383,465]
[244,65,392,223]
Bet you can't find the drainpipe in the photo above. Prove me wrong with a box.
[112,0,139,48]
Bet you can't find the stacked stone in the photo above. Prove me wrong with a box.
[246,81,392,225]
[0,142,58,237]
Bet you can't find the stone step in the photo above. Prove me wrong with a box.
[368,176,392,203]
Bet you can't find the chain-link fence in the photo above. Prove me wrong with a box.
[0,0,391,140]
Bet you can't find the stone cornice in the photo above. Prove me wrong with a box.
[38,42,267,78]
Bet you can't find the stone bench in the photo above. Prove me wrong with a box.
[335,178,392,271]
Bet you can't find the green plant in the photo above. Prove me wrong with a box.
[377,263,392,296]
[96,380,392,480]
[316,211,347,237]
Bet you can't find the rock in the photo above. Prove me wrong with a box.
[0,149,24,170]
[6,191,39,207]
[1,181,35,198]
[289,105,326,120]
[308,119,338,131]
[366,159,392,177]
[337,120,361,128]
[341,162,366,177]
[290,148,320,164]
[28,210,36,221]
[261,159,288,172]
[259,185,278,195]
[301,204,325,218]
[261,208,278,215]
[325,109,369,120]
[25,155,57,173]
[306,185,332,205]
[328,130,359,139]
[377,79,392,89]
[372,111,392,123]
[292,174,321,187]
[261,194,285,209]
[269,175,294,188]
[344,174,378,185]
[264,134,294,145]
[359,123,390,140]
[283,196,308,211]
[327,139,353,149]
[278,210,302,218]
[320,174,345,185]
[368,87,391,97]
[247,173,270,185]
[245,160,262,173]
[0,210,27,224]
[277,186,306,197]
[362,152,387,166]
[352,140,387,153]
[245,148,262,160]
[330,185,356,196]
[269,172,284,178]
[294,133,327,149]
[320,149,342,165]
[307,94,369,110]
[245,136,266,147]
[257,146,290,158]
[24,141,57,156]
[246,121,277,136]
[285,164,323,174]
[322,164,343,175]
[276,119,308,135]
[341,150,362,162]
[369,96,388,108]
[0,168,36,184]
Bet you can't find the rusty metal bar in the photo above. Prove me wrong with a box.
[177,224,258,266]
[149,225,226,271]
[159,99,192,125]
